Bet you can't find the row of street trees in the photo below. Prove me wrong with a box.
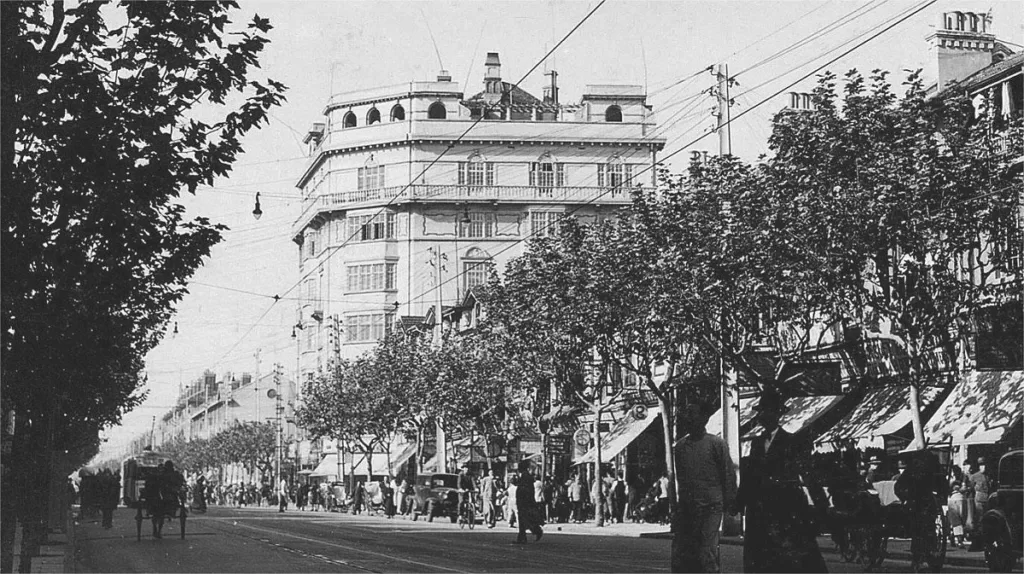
[152,422,278,483]
[1,2,285,569]
[296,327,534,480]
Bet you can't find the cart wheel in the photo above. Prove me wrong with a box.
[924,512,947,572]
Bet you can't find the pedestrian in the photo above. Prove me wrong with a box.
[947,466,967,548]
[515,461,544,544]
[98,468,119,529]
[480,468,497,528]
[627,473,644,523]
[568,473,584,523]
[533,473,545,520]
[657,472,670,524]
[278,477,289,513]
[674,402,737,573]
[383,476,396,518]
[612,470,627,523]
[506,474,518,528]
[734,387,828,573]
[352,481,364,515]
[194,475,208,511]
[297,482,309,511]
[969,458,991,514]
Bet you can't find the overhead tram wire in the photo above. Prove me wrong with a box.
[399,0,940,312]
[207,0,608,370]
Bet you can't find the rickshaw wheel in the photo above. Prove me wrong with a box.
[135,506,143,542]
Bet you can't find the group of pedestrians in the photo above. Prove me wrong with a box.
[946,457,993,548]
[75,468,121,529]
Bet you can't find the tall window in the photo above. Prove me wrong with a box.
[530,154,565,195]
[459,155,495,186]
[346,212,396,242]
[597,161,633,191]
[345,313,393,343]
[343,111,356,128]
[346,262,397,292]
[305,229,319,257]
[357,165,385,190]
[390,104,405,121]
[366,108,381,125]
[458,212,496,238]
[464,261,490,292]
[530,211,562,238]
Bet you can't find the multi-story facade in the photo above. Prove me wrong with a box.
[293,53,666,379]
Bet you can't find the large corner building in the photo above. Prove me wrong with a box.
[293,54,666,379]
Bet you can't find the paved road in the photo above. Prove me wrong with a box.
[73,506,1003,573]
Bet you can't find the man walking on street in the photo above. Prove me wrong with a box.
[481,468,497,528]
[673,402,736,572]
[515,461,544,543]
[278,477,289,513]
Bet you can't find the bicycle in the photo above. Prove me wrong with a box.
[456,489,477,530]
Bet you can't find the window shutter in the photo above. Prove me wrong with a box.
[625,164,633,186]
[529,163,537,186]
[556,163,565,187]
[378,165,385,188]
[597,164,605,187]
[357,168,365,191]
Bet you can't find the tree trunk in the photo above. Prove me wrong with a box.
[593,407,604,527]
[658,397,675,510]
[909,382,926,448]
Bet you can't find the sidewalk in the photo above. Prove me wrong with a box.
[637,530,994,570]
[10,524,70,573]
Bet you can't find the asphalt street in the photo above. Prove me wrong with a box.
[72,506,1007,573]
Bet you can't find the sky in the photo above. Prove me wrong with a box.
[96,0,1024,461]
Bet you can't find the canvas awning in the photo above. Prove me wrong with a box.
[575,411,658,465]
[923,370,1024,445]
[309,453,339,477]
[744,395,845,440]
[705,398,756,439]
[309,438,417,479]
[814,385,945,452]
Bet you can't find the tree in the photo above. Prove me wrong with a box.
[1,2,285,567]
[763,70,1023,445]
[214,422,277,480]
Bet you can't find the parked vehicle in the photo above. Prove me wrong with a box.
[410,473,460,523]
[972,450,1023,573]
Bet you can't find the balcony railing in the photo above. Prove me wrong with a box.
[293,184,634,232]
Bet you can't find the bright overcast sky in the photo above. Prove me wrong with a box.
[97,0,1024,461]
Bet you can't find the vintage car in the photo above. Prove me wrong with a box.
[410,473,460,523]
[973,450,1023,573]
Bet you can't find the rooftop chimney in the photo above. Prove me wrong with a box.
[927,11,996,92]
[484,52,502,105]
[543,70,559,105]
[437,69,452,82]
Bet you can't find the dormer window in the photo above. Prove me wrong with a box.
[367,108,381,125]
[343,111,357,128]
[428,102,447,119]
[605,105,623,122]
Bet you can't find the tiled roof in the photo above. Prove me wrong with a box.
[463,82,560,112]
[940,50,1024,96]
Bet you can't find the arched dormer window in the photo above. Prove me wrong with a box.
[530,152,564,195]
[458,152,494,186]
[390,104,405,121]
[605,105,622,122]
[428,102,447,119]
[343,111,357,128]
[367,108,381,125]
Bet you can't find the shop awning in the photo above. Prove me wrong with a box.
[923,370,1024,445]
[705,398,756,439]
[575,411,658,465]
[744,395,845,439]
[814,385,945,452]
[310,454,339,477]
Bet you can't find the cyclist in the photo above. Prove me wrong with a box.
[457,464,477,524]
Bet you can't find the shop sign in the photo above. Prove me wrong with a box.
[546,436,571,455]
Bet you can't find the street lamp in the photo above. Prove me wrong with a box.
[252,192,263,220]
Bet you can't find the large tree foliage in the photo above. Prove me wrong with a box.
[0,1,284,565]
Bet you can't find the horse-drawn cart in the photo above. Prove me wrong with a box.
[121,451,187,541]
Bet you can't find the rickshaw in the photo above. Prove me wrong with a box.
[830,444,951,572]
[121,450,187,541]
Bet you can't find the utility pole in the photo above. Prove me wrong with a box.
[716,63,742,537]
[274,364,283,485]
[428,247,448,472]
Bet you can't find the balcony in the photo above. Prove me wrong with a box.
[293,184,634,235]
